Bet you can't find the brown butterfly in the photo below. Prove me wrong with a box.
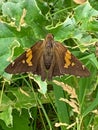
[5,33,90,81]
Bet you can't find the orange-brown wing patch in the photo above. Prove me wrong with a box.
[64,50,75,68]
[22,49,33,66]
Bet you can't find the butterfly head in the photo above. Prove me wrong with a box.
[46,33,54,40]
[45,33,54,48]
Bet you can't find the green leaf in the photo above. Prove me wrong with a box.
[88,53,98,69]
[53,81,69,130]
[24,0,48,37]
[0,23,15,38]
[0,92,13,127]
[9,87,37,110]
[74,1,98,31]
[0,109,32,130]
[2,1,23,26]
[74,2,98,21]
[0,106,13,127]
[46,17,76,41]
[83,92,98,117]
[32,76,47,95]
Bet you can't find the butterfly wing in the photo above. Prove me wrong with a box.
[53,42,90,77]
[5,40,44,75]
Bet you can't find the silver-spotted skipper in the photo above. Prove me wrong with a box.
[5,34,90,81]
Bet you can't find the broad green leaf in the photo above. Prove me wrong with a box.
[2,1,23,26]
[0,92,13,127]
[74,1,98,31]
[24,0,48,38]
[0,106,13,127]
[74,1,98,21]
[0,23,15,38]
[46,17,76,41]
[0,109,32,130]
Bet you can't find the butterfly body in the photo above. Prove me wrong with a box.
[5,34,90,81]
[43,35,54,70]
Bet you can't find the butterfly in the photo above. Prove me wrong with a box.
[5,33,90,81]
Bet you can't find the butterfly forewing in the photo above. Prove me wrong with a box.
[54,41,90,77]
[5,41,44,74]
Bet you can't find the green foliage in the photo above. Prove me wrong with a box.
[0,0,98,130]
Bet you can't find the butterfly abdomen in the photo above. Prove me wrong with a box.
[43,46,54,70]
